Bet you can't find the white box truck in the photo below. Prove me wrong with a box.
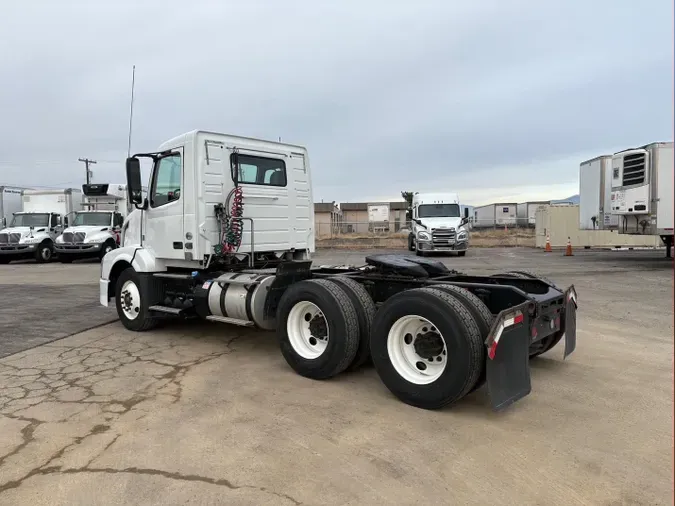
[0,187,25,228]
[55,183,129,263]
[579,155,617,230]
[610,141,673,257]
[98,129,580,412]
[407,192,470,256]
[0,188,82,263]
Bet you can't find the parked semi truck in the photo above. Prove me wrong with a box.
[407,192,471,256]
[609,141,674,257]
[0,188,82,263]
[55,183,128,263]
[100,130,578,411]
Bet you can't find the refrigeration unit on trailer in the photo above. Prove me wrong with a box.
[0,187,25,228]
[99,129,578,412]
[517,202,549,228]
[55,184,129,263]
[407,192,471,256]
[579,155,617,230]
[367,203,390,232]
[610,141,674,257]
[0,188,82,263]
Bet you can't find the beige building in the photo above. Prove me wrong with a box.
[314,202,342,239]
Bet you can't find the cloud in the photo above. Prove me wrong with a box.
[0,0,671,205]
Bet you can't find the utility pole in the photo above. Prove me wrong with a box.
[78,158,96,185]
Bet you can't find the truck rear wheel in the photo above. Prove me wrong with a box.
[277,279,360,380]
[370,288,483,409]
[330,276,376,370]
[115,268,159,332]
[433,284,492,392]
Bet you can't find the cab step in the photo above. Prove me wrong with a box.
[205,315,254,327]
[149,305,184,315]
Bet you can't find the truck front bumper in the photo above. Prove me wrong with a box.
[100,278,110,307]
[0,244,37,256]
[484,285,578,411]
[55,243,104,255]
[417,239,468,252]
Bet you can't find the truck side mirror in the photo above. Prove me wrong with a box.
[464,207,469,219]
[126,157,144,205]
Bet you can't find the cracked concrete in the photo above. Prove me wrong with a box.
[0,249,672,505]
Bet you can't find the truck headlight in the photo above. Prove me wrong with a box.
[86,237,107,244]
[457,231,468,241]
[417,231,431,241]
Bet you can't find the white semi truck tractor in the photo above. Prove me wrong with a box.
[407,192,471,256]
[0,188,81,263]
[55,183,128,263]
[99,130,579,411]
[609,141,674,257]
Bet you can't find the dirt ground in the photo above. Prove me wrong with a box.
[0,248,672,505]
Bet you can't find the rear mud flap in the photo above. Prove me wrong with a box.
[485,304,532,411]
[563,286,578,359]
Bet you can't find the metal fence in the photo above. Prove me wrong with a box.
[315,220,537,247]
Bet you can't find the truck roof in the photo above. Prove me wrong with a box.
[159,130,309,153]
[413,192,460,203]
[23,188,80,196]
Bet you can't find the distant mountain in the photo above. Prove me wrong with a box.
[551,194,580,204]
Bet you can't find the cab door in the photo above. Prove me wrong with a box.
[143,148,185,259]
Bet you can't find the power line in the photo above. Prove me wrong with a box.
[78,158,97,185]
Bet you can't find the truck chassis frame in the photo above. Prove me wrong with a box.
[106,252,577,412]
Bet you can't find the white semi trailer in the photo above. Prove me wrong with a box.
[0,188,82,263]
[579,155,617,231]
[609,141,673,257]
[99,130,579,412]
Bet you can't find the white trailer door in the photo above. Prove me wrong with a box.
[657,146,674,231]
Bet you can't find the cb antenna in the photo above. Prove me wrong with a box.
[127,65,136,158]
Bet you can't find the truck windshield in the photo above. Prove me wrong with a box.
[10,213,49,227]
[418,204,460,218]
[72,212,112,227]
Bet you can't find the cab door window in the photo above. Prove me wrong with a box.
[150,154,182,207]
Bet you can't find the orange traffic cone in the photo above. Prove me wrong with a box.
[564,237,573,256]
[544,233,552,253]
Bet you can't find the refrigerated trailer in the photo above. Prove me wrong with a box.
[579,155,617,230]
[517,201,549,228]
[473,203,518,229]
[99,129,578,412]
[610,141,674,257]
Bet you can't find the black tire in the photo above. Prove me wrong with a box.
[370,287,483,410]
[457,251,467,257]
[277,279,360,380]
[407,234,415,251]
[415,248,426,257]
[115,267,159,332]
[34,241,54,263]
[433,284,493,393]
[99,240,116,261]
[0,257,10,265]
[329,276,376,370]
[528,331,564,358]
[59,255,74,264]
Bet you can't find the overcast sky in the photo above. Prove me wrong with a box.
[0,1,672,206]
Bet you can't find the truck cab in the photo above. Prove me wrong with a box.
[55,184,127,263]
[0,211,64,263]
[408,192,470,257]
